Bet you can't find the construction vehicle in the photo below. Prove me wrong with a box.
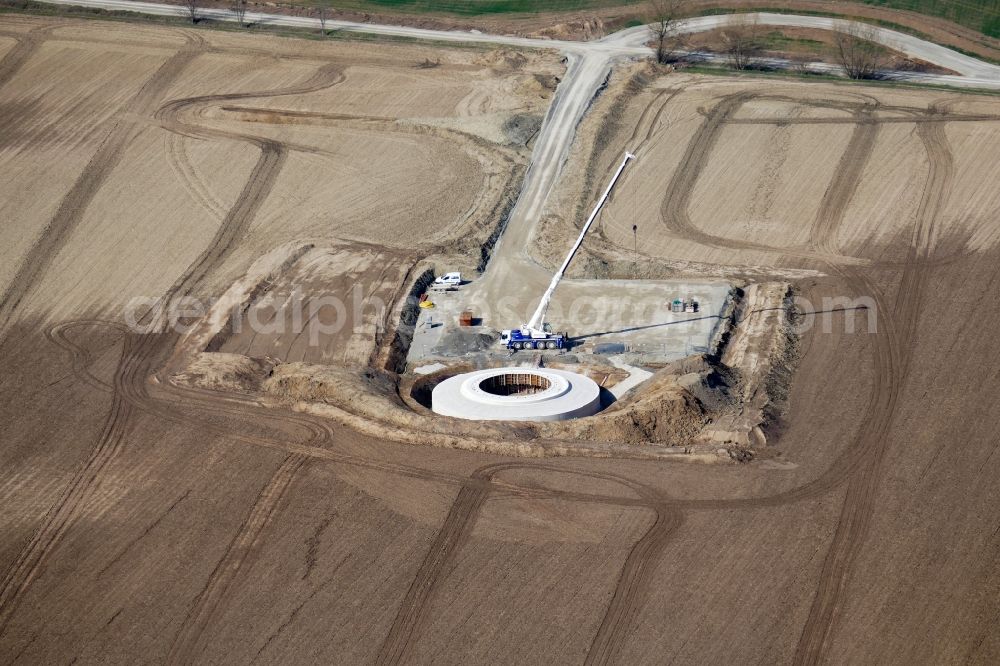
[500,150,636,351]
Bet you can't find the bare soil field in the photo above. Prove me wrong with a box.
[0,15,555,329]
[543,68,1000,274]
[2,12,1000,666]
[530,64,1000,663]
[206,244,416,366]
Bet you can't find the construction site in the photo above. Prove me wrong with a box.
[1,1,999,664]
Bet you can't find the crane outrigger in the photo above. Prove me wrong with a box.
[500,150,636,350]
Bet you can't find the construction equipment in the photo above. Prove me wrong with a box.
[500,150,636,351]
[669,296,699,313]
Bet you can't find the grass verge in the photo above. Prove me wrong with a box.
[679,60,1000,95]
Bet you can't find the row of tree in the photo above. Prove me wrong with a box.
[183,0,887,78]
[184,0,331,34]
[650,0,887,79]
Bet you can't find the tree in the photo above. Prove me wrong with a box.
[232,0,248,28]
[317,5,328,36]
[648,0,684,65]
[721,14,761,71]
[184,0,199,24]
[835,24,886,79]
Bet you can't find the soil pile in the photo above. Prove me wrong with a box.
[172,352,274,394]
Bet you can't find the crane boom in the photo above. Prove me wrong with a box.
[524,150,635,333]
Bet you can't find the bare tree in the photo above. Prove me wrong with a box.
[835,24,886,79]
[232,0,248,28]
[317,5,328,36]
[184,0,199,24]
[648,0,684,64]
[721,14,761,71]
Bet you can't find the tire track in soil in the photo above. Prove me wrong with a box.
[0,28,43,90]
[478,464,684,666]
[658,92,786,258]
[44,319,129,392]
[627,87,679,150]
[166,453,307,665]
[165,132,228,221]
[153,63,344,309]
[41,314,931,518]
[54,69,344,644]
[117,67,345,334]
[376,461,672,665]
[46,320,507,494]
[0,23,77,91]
[46,313,916,516]
[13,33,972,664]
[41,306,946,666]
[0,58,341,640]
[792,118,953,665]
[648,89,949,663]
[484,463,683,666]
[657,93,878,267]
[807,110,879,256]
[0,37,204,639]
[166,140,287,303]
[726,113,1000,126]
[0,43,201,340]
[0,33,204,628]
[375,481,490,665]
[124,335,665,504]
[585,505,683,666]
[0,332,140,638]
[31,101,959,661]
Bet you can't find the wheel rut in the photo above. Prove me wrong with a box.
[0,45,201,340]
[13,49,972,662]
[375,482,489,666]
[0,332,140,638]
[808,110,879,255]
[375,461,675,665]
[657,92,866,266]
[0,55,345,644]
[152,63,344,308]
[792,117,953,665]
[166,453,307,665]
[585,505,682,666]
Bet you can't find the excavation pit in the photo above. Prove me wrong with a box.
[479,372,552,396]
[432,368,601,422]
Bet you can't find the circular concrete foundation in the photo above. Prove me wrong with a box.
[431,368,601,422]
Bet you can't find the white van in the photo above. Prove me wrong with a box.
[433,272,462,287]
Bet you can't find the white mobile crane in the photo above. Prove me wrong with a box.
[500,150,636,351]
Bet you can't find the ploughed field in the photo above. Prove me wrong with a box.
[539,68,1000,662]
[1,13,1000,666]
